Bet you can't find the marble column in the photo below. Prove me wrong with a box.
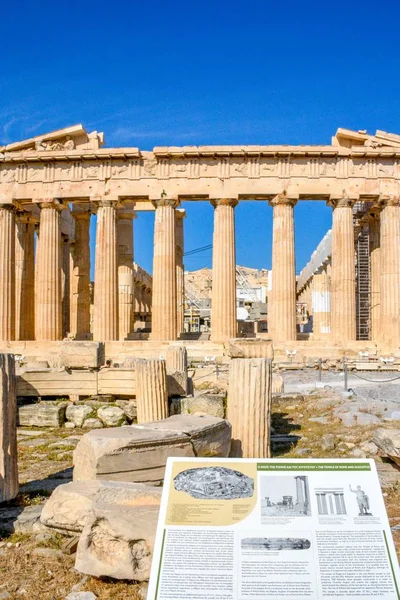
[117,205,136,340]
[15,212,35,340]
[227,358,272,458]
[175,209,186,338]
[0,353,18,502]
[35,201,63,341]
[0,205,15,341]
[151,198,178,341]
[211,198,238,342]
[70,204,91,339]
[62,234,71,338]
[135,358,168,423]
[312,267,331,338]
[369,213,381,343]
[329,197,356,342]
[93,200,119,341]
[379,196,400,349]
[269,195,297,341]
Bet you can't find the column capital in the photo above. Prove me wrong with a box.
[117,207,137,220]
[91,196,119,209]
[38,199,66,211]
[327,196,356,209]
[151,198,180,209]
[0,202,17,212]
[176,208,186,219]
[210,198,238,208]
[378,195,400,208]
[269,193,297,208]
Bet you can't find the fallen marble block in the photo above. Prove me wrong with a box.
[41,480,162,533]
[167,370,188,397]
[18,403,67,427]
[75,502,158,581]
[170,392,225,418]
[60,341,104,369]
[226,338,273,359]
[73,414,231,484]
[373,428,400,466]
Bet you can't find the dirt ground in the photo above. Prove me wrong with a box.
[0,387,399,599]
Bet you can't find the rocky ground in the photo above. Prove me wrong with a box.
[0,369,399,598]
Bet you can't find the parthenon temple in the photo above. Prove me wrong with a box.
[1,124,400,360]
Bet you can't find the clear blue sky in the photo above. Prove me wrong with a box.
[2,0,399,276]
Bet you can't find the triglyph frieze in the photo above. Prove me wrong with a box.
[1,125,400,203]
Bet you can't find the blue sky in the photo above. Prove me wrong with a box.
[2,0,399,276]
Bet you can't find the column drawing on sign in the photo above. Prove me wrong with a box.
[315,487,347,515]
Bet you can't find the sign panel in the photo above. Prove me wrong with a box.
[148,458,400,600]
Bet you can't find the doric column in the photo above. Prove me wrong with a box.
[135,359,168,423]
[312,267,331,338]
[269,194,297,341]
[211,198,238,342]
[117,205,136,340]
[369,212,381,343]
[35,200,63,341]
[0,353,18,502]
[15,212,35,340]
[93,200,119,341]
[0,205,16,341]
[70,204,91,339]
[227,358,272,458]
[379,196,400,349]
[151,198,178,341]
[175,209,186,338]
[329,197,356,342]
[62,234,71,337]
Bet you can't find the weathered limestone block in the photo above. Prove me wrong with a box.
[373,428,400,466]
[66,404,94,427]
[97,367,135,395]
[18,402,66,427]
[135,359,168,423]
[166,345,188,372]
[41,480,162,533]
[97,406,126,427]
[0,354,18,502]
[226,338,274,359]
[167,370,188,397]
[16,369,98,398]
[115,399,137,421]
[171,393,225,419]
[272,373,284,394]
[73,415,231,485]
[75,503,158,581]
[83,418,104,429]
[227,358,272,458]
[60,341,105,369]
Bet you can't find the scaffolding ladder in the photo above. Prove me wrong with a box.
[356,229,370,340]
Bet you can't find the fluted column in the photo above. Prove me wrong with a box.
[135,358,168,423]
[227,358,272,458]
[151,198,178,341]
[62,234,71,337]
[93,200,118,341]
[15,212,35,340]
[211,198,237,342]
[312,267,331,338]
[70,205,91,339]
[369,213,381,343]
[117,205,136,340]
[35,201,63,341]
[269,194,297,341]
[0,354,18,502]
[0,205,15,341]
[329,197,356,342]
[379,196,400,349]
[175,209,186,338]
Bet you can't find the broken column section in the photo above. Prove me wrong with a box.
[135,358,168,423]
[0,353,19,502]
[227,357,272,458]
